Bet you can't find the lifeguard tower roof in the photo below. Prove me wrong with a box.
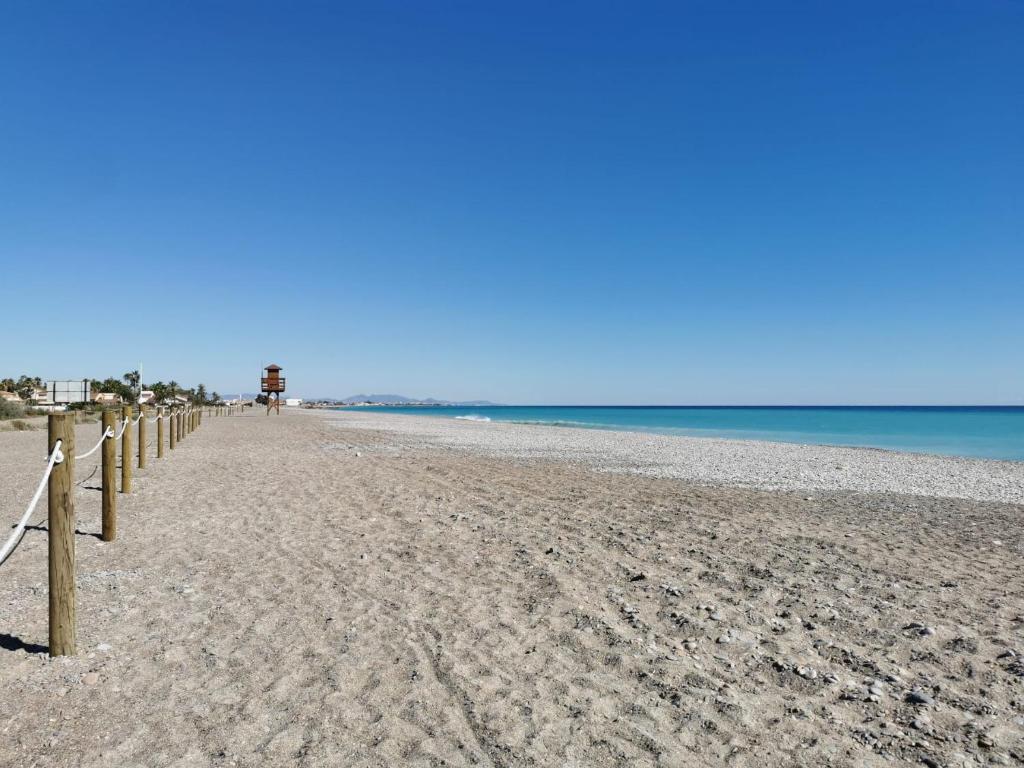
[265,364,282,371]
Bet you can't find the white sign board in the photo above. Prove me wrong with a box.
[47,380,91,404]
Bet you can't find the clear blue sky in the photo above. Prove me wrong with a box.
[2,2,1021,404]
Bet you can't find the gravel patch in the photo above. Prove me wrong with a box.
[323,409,1024,503]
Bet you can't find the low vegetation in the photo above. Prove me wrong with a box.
[0,400,24,420]
[0,400,42,421]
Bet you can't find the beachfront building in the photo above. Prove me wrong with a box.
[138,390,158,406]
[0,391,21,403]
[93,392,123,406]
[285,398,303,407]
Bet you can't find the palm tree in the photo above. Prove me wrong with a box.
[123,370,141,400]
[149,381,168,403]
[15,375,42,400]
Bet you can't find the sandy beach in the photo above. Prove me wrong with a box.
[1,409,1022,767]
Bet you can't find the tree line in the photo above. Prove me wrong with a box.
[1,371,221,406]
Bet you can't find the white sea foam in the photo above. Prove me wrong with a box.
[454,414,491,422]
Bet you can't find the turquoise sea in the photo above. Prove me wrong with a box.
[338,405,1024,461]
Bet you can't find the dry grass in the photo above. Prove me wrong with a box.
[0,400,25,420]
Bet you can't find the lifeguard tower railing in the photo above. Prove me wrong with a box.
[261,377,286,393]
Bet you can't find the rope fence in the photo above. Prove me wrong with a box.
[0,438,63,567]
[1,401,247,655]
[75,427,113,460]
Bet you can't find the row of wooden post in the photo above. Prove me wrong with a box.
[45,403,241,656]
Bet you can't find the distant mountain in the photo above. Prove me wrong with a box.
[334,394,500,406]
[341,393,419,404]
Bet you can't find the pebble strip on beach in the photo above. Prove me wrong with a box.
[328,410,1024,504]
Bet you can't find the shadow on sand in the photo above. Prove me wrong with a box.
[0,633,48,655]
[24,524,103,540]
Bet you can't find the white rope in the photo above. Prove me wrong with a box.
[0,440,63,566]
[114,418,129,440]
[75,426,114,459]
[131,412,144,425]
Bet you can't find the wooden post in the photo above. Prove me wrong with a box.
[138,406,147,469]
[177,409,183,442]
[169,408,177,450]
[102,411,116,541]
[121,405,132,493]
[48,413,75,656]
[157,407,165,458]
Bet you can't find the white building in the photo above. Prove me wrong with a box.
[285,398,303,407]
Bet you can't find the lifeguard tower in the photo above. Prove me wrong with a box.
[261,364,286,415]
